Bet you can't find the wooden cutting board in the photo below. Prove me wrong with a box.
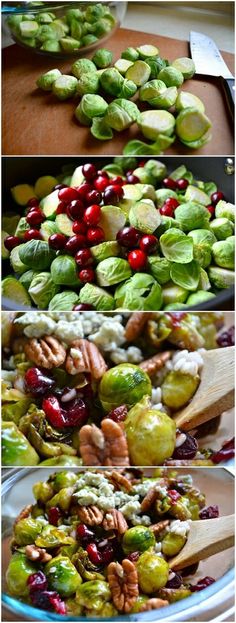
[2,28,234,156]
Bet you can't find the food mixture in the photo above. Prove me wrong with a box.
[6,468,219,616]
[3,159,235,310]
[2,311,234,467]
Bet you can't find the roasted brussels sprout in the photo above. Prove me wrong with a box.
[45,555,82,596]
[125,396,176,465]
[137,551,169,593]
[99,363,152,412]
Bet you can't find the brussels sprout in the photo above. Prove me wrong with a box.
[36,69,61,91]
[99,205,126,240]
[215,200,235,223]
[40,455,83,466]
[77,73,100,96]
[162,370,200,410]
[159,586,192,602]
[91,241,119,262]
[160,228,193,263]
[137,551,169,593]
[121,47,139,62]
[37,21,65,41]
[40,220,60,241]
[2,213,20,235]
[52,75,78,100]
[100,68,124,96]
[137,44,159,58]
[99,363,151,412]
[125,396,176,464]
[144,158,167,181]
[72,58,97,79]
[105,99,140,131]
[2,421,40,466]
[33,481,54,503]
[51,255,80,286]
[148,256,171,284]
[139,109,175,140]
[114,273,163,310]
[81,34,98,46]
[40,39,61,52]
[185,185,210,206]
[28,272,59,309]
[53,471,78,491]
[149,86,178,110]
[6,552,37,597]
[139,79,166,102]
[122,526,155,554]
[131,167,155,185]
[92,48,113,68]
[145,56,168,79]
[79,283,115,310]
[170,260,200,290]
[210,217,234,240]
[1,277,31,307]
[212,238,234,269]
[96,257,132,286]
[186,290,216,305]
[47,486,77,511]
[45,555,82,597]
[93,17,114,37]
[49,290,79,311]
[126,60,151,86]
[11,183,35,206]
[188,229,216,268]
[123,134,175,156]
[172,57,195,79]
[161,532,186,556]
[76,580,111,611]
[35,524,75,548]
[129,201,161,233]
[114,58,134,74]
[15,217,30,239]
[155,188,178,208]
[198,267,211,291]
[91,117,114,140]
[60,36,81,51]
[19,240,56,270]
[208,266,234,289]
[158,66,184,87]
[120,78,138,99]
[20,20,39,37]
[176,108,211,143]
[10,245,29,274]
[76,94,108,123]
[14,517,43,545]
[2,391,31,424]
[175,203,210,232]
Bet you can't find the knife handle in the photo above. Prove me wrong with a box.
[221,78,235,120]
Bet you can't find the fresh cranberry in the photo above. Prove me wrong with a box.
[110,176,124,186]
[24,229,42,241]
[76,182,93,200]
[4,235,21,251]
[26,205,42,215]
[31,590,66,614]
[176,178,189,191]
[190,577,215,592]
[43,395,89,428]
[75,248,93,267]
[65,234,87,254]
[97,169,109,178]
[86,543,102,565]
[211,191,224,205]
[103,186,121,204]
[27,197,40,208]
[168,489,181,504]
[84,204,101,226]
[58,187,80,203]
[211,437,235,464]
[172,432,198,460]
[111,184,124,198]
[162,177,177,190]
[79,268,95,283]
[165,197,180,210]
[53,183,67,191]
[48,506,61,526]
[72,221,87,235]
[76,524,94,543]
[126,174,140,184]
[107,405,128,423]
[67,199,85,221]
[128,249,147,271]
[27,571,48,592]
[206,205,215,217]
[48,233,67,250]
[139,234,158,254]
[73,303,94,311]
[26,210,44,227]
[82,163,97,181]
[199,505,219,519]
[25,367,55,396]
[117,226,140,248]
[56,201,67,214]
[87,226,105,245]
[94,176,109,192]
[86,189,101,206]
[160,203,175,217]
[217,326,235,347]
[166,571,182,589]
[127,551,140,562]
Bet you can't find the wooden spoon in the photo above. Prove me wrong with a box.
[174,346,234,431]
[169,514,235,570]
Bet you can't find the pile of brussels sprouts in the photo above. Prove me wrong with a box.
[6,469,217,616]
[7,2,116,54]
[2,158,234,311]
[36,42,212,153]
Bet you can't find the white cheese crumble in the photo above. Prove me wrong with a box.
[171,350,204,376]
[15,312,57,337]
[168,520,190,537]
[110,346,143,364]
[54,320,83,343]
[89,319,125,351]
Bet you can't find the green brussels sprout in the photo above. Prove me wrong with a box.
[215,200,235,223]
[6,552,37,597]
[2,391,32,424]
[2,213,20,235]
[91,117,114,140]
[96,257,132,286]
[159,586,192,602]
[120,78,138,99]
[212,238,234,269]
[130,595,149,613]
[175,203,210,232]
[28,272,59,308]
[185,185,210,206]
[198,267,211,291]
[37,21,64,41]
[123,134,175,156]
[77,73,100,96]
[51,255,80,286]
[161,532,186,556]
[131,168,155,185]
[125,396,176,465]
[208,265,234,289]
[93,18,114,37]
[40,39,61,52]
[76,580,111,611]
[210,217,234,240]
[10,244,29,274]
[144,158,167,181]
[100,67,124,96]
[99,205,126,240]
[40,455,83,466]
[36,69,61,91]
[138,109,175,140]
[145,56,168,79]
[121,47,139,62]
[105,99,140,131]
[47,486,75,511]
[129,200,161,233]
[148,256,171,284]
[19,239,55,270]
[15,217,30,239]
[170,260,200,291]
[91,241,119,262]
[155,188,178,208]
[114,273,163,310]
[149,86,178,110]
[48,290,79,311]
[125,60,151,86]
[35,524,75,548]
[176,108,211,143]
[52,75,78,100]
[20,20,39,38]
[45,555,82,597]
[33,481,54,503]
[186,290,216,305]
[53,471,78,491]
[14,517,43,545]
[2,276,31,306]
[137,551,169,593]
[76,94,108,124]
[99,363,151,412]
[158,64,184,87]
[71,58,97,79]
[79,283,115,310]
[40,220,60,241]
[2,421,39,466]
[160,228,193,263]
[122,526,155,554]
[188,229,216,268]
[114,58,134,74]
[172,57,195,79]
[92,48,113,68]
[139,79,166,102]
[137,44,159,59]
[81,34,98,46]
[162,370,200,410]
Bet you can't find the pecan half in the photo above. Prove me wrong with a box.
[103,509,128,534]
[150,519,170,536]
[65,339,107,380]
[77,505,104,526]
[141,488,159,512]
[139,597,169,611]
[24,336,66,369]
[104,470,132,492]
[79,420,130,466]
[25,544,52,563]
[14,505,32,526]
[139,351,171,376]
[107,559,139,613]
[125,312,153,342]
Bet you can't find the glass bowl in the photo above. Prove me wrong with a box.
[2,1,127,58]
[2,467,235,622]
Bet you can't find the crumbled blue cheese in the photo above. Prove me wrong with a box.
[89,319,125,352]
[168,520,190,537]
[70,348,83,360]
[151,387,162,405]
[110,346,143,364]
[15,312,57,337]
[54,320,83,343]
[171,350,204,376]
[131,514,151,526]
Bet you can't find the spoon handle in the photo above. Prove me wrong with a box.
[170,515,235,570]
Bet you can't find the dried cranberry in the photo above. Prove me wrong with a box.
[172,432,198,460]
[49,594,67,615]
[82,163,97,181]
[77,524,94,544]
[86,542,102,565]
[166,571,182,589]
[27,571,48,592]
[24,367,55,396]
[199,505,219,519]
[168,489,181,504]
[99,543,114,564]
[42,395,88,428]
[217,326,235,347]
[42,395,65,427]
[31,589,66,614]
[48,506,61,526]
[4,235,21,251]
[167,312,187,326]
[127,551,140,562]
[190,577,215,592]
[117,226,140,248]
[211,437,235,464]
[181,562,199,577]
[107,405,128,423]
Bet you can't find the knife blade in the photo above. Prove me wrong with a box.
[190,31,235,117]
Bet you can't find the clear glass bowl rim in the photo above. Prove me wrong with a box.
[2,1,118,15]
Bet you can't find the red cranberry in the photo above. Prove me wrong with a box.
[58,187,80,203]
[162,177,177,190]
[48,506,61,526]
[43,395,88,428]
[31,590,66,614]
[76,182,93,200]
[67,199,85,221]
[65,234,87,254]
[73,303,94,310]
[181,563,199,577]
[211,191,224,205]
[103,186,120,204]
[24,229,42,241]
[76,524,94,543]
[75,248,93,267]
[190,577,215,592]
[199,505,219,519]
[176,178,189,191]
[167,311,187,326]
[87,226,105,245]
[4,235,21,251]
[97,169,109,178]
[160,203,174,217]
[168,489,181,504]
[98,543,114,564]
[82,163,97,181]
[126,174,140,184]
[128,249,147,271]
[111,184,124,198]
[27,197,40,208]
[172,432,198,460]
[25,367,55,396]
[56,201,67,214]
[139,234,158,254]
[48,233,67,250]
[110,175,124,186]
[165,197,180,210]
[211,437,235,464]
[27,571,48,592]
[127,551,140,562]
[84,204,101,226]
[72,221,87,235]
[53,183,67,191]
[79,268,95,283]
[49,595,67,615]
[86,543,102,565]
[217,326,234,347]
[26,205,42,215]
[94,175,109,192]
[117,226,140,248]
[166,571,182,589]
[26,210,44,227]
[42,395,65,428]
[206,205,215,218]
[107,405,128,423]
[86,189,101,205]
